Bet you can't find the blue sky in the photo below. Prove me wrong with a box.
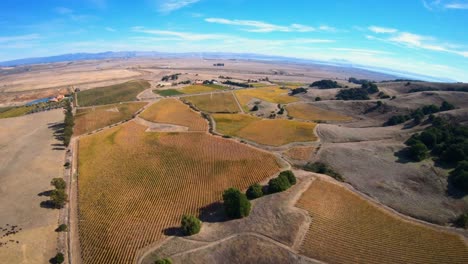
[1,0,468,81]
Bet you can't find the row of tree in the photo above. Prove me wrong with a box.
[63,99,74,146]
[385,101,455,126]
[222,80,253,88]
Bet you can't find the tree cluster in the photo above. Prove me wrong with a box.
[289,87,308,95]
[384,101,455,126]
[161,74,180,82]
[222,80,253,88]
[348,77,369,85]
[304,162,344,181]
[404,117,468,192]
[223,188,251,219]
[268,170,297,193]
[63,99,74,146]
[310,80,342,89]
[408,86,468,93]
[336,88,370,100]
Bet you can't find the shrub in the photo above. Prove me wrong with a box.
[303,162,344,181]
[268,174,291,193]
[246,183,263,200]
[450,161,468,192]
[222,188,251,219]
[56,224,68,232]
[315,97,322,101]
[455,213,468,229]
[50,189,68,209]
[51,178,66,190]
[180,215,201,236]
[52,253,64,264]
[251,105,259,111]
[441,101,455,111]
[155,258,172,264]
[408,142,429,161]
[279,170,296,185]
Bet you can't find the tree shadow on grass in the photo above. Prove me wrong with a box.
[40,200,56,209]
[198,201,228,223]
[163,227,184,237]
[394,148,413,164]
[446,176,468,199]
[48,122,65,142]
[38,190,53,197]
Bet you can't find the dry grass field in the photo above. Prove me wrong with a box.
[213,114,317,146]
[77,80,150,107]
[286,103,352,122]
[284,146,316,161]
[0,110,64,264]
[140,99,208,131]
[184,92,240,113]
[234,87,300,110]
[0,69,140,92]
[77,121,281,264]
[296,179,468,264]
[74,102,147,135]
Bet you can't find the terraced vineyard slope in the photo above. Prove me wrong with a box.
[184,92,240,113]
[77,80,150,106]
[140,98,208,131]
[77,121,281,264]
[74,102,147,135]
[296,178,468,264]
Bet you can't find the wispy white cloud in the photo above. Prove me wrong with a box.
[0,34,40,43]
[368,26,397,34]
[105,27,117,32]
[445,2,468,9]
[422,0,468,10]
[132,27,226,40]
[367,27,468,58]
[156,0,200,13]
[205,18,327,33]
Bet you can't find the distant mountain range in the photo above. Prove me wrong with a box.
[0,51,454,82]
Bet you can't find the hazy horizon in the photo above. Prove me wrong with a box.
[1,0,468,81]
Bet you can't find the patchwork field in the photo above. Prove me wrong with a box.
[140,99,208,131]
[74,102,147,135]
[184,92,240,113]
[286,103,352,122]
[77,121,281,264]
[213,114,317,146]
[296,179,468,264]
[154,84,226,96]
[77,80,150,107]
[234,87,300,110]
